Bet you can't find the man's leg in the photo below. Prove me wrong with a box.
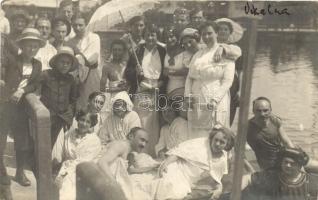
[0,103,13,199]
[12,103,32,187]
[0,131,13,200]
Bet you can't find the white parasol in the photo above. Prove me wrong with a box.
[2,0,58,8]
[86,0,158,32]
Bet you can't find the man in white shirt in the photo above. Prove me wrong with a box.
[35,17,57,71]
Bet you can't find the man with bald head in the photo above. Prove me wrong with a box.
[76,127,150,200]
[246,97,295,170]
[98,127,149,173]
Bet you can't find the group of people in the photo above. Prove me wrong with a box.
[0,1,317,200]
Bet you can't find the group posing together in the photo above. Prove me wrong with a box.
[0,1,317,200]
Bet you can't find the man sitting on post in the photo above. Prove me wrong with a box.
[247,96,295,170]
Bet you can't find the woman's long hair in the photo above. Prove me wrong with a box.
[208,124,235,151]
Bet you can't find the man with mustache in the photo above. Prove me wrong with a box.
[247,97,295,170]
[76,127,150,200]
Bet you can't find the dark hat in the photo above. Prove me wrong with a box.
[49,46,78,72]
[52,17,72,36]
[9,10,29,23]
[278,147,309,166]
[16,28,45,47]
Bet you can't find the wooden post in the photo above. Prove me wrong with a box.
[25,94,58,200]
[230,18,258,200]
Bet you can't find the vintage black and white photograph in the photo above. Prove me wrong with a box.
[0,0,318,199]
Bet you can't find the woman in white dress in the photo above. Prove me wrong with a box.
[52,109,101,200]
[98,91,141,145]
[185,22,235,138]
[156,125,234,200]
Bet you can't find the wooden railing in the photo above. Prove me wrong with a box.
[25,93,58,200]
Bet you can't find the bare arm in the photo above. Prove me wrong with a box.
[97,141,128,177]
[158,155,178,177]
[244,159,256,173]
[278,126,295,148]
[241,174,252,190]
[221,44,242,61]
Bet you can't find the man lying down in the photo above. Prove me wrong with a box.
[76,125,235,200]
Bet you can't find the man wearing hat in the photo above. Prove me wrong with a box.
[39,46,78,147]
[35,17,57,71]
[1,28,44,186]
[238,148,318,200]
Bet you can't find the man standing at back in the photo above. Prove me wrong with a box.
[247,97,295,170]
[58,0,76,40]
[35,17,57,71]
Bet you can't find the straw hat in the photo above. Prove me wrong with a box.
[49,46,79,72]
[16,28,45,47]
[215,18,244,43]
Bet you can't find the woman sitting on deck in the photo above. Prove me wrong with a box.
[52,109,101,200]
[98,91,141,145]
[155,124,234,200]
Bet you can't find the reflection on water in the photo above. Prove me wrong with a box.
[249,35,318,158]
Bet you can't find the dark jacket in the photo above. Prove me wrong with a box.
[124,43,168,96]
[40,69,78,125]
[1,48,42,102]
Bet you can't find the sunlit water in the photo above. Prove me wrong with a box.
[247,35,318,158]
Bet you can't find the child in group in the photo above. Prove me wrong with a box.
[40,46,78,147]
